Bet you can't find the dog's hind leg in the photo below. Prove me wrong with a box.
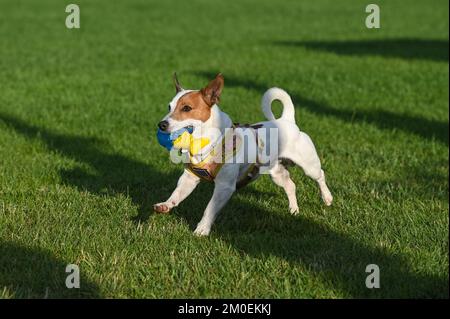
[316,169,333,206]
[269,162,299,215]
[281,132,333,206]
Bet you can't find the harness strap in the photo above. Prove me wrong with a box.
[235,123,263,188]
[185,128,237,182]
[185,123,262,186]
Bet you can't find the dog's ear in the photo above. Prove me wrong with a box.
[201,73,224,106]
[173,72,183,93]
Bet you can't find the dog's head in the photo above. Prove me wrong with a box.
[158,73,224,133]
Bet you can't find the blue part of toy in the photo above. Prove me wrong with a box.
[156,129,173,151]
[170,125,194,140]
[156,126,194,151]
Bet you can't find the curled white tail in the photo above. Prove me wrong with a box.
[261,87,296,123]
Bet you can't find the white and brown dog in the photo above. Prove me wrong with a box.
[154,73,333,236]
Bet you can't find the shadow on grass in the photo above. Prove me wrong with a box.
[0,241,100,298]
[0,112,180,219]
[194,71,449,145]
[273,38,449,62]
[210,199,448,298]
[1,113,447,298]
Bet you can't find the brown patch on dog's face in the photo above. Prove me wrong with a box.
[169,73,224,123]
[171,91,212,122]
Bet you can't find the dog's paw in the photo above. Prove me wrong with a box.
[193,223,211,236]
[322,193,333,207]
[289,206,299,215]
[153,202,172,214]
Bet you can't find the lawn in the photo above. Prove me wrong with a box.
[0,0,448,298]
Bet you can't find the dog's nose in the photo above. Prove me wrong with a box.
[158,120,169,131]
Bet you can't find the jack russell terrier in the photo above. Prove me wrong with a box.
[154,73,333,236]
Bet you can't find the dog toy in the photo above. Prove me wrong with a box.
[157,126,211,155]
[156,126,197,151]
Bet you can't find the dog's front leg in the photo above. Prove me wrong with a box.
[153,170,200,213]
[194,165,239,236]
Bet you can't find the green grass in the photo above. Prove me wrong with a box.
[0,0,448,298]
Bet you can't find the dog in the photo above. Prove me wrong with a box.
[154,73,333,236]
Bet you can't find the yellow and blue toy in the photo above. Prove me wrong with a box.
[156,126,210,155]
[156,126,194,151]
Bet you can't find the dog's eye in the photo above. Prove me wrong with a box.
[182,105,192,112]
[168,105,171,112]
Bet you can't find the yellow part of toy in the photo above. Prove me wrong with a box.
[173,131,210,155]
[173,131,191,149]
